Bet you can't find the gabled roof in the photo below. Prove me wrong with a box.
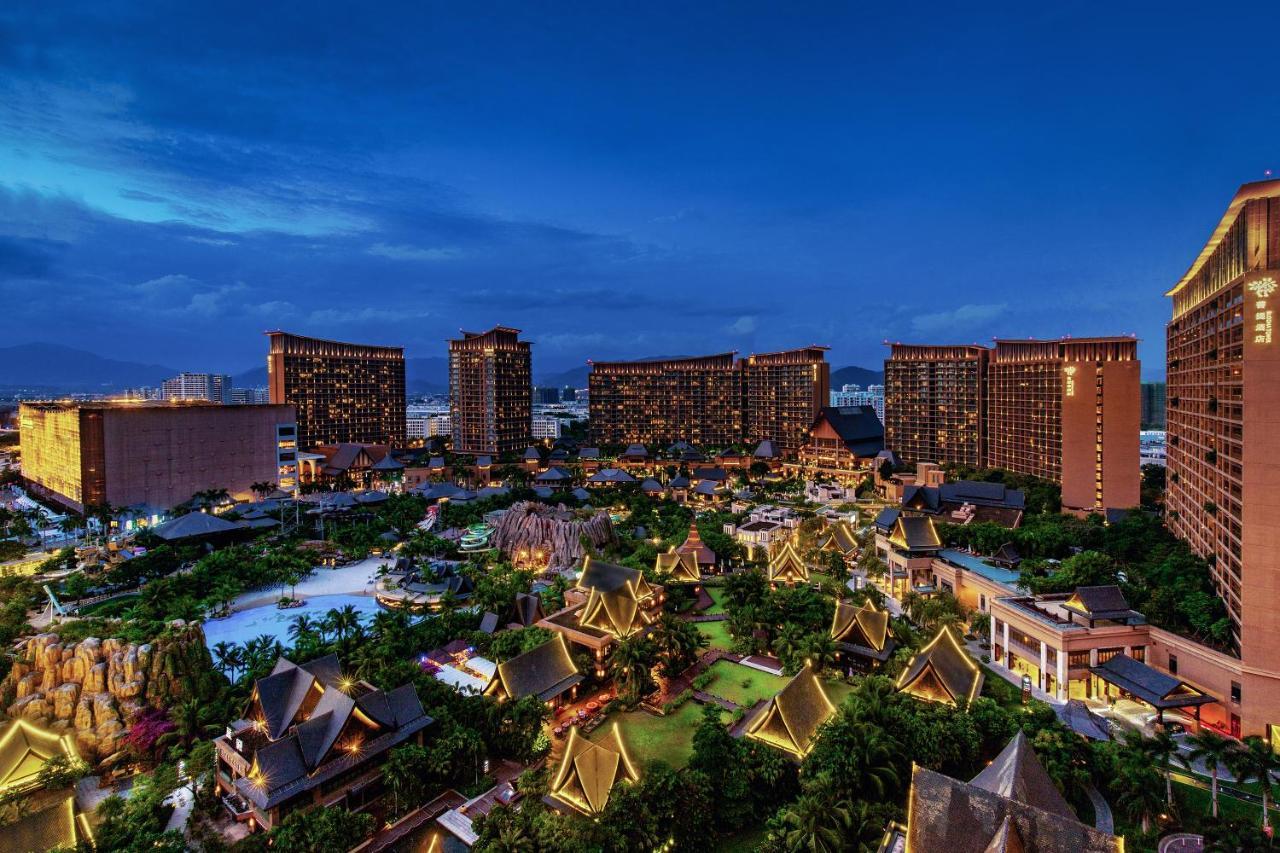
[818,520,857,555]
[0,720,80,793]
[371,454,404,471]
[830,600,890,654]
[150,511,244,541]
[548,725,639,815]
[523,446,542,460]
[1089,654,1216,709]
[669,474,691,488]
[486,635,583,702]
[692,466,727,482]
[744,664,835,758]
[895,625,983,706]
[511,592,545,627]
[588,468,637,484]
[753,439,777,459]
[810,405,884,457]
[535,466,573,483]
[873,506,901,531]
[579,556,652,598]
[676,522,716,566]
[578,447,601,459]
[622,444,648,458]
[1062,586,1135,622]
[578,586,656,638]
[692,480,721,497]
[904,763,1122,853]
[655,549,700,583]
[969,732,1074,819]
[571,487,590,501]
[641,477,663,492]
[889,515,941,551]
[767,542,809,585]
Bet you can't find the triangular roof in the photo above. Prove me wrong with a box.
[896,625,983,706]
[622,444,648,458]
[830,600,889,652]
[587,468,637,484]
[676,521,716,566]
[969,732,1074,819]
[548,725,640,815]
[654,548,700,583]
[511,592,545,627]
[535,466,573,483]
[818,520,857,555]
[767,542,809,584]
[0,720,80,792]
[753,439,777,459]
[1062,586,1133,621]
[984,815,1027,853]
[889,515,942,551]
[809,406,884,457]
[745,664,835,758]
[486,635,583,702]
[640,477,664,493]
[151,511,243,541]
[578,584,656,638]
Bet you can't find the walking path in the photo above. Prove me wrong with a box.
[1084,783,1114,834]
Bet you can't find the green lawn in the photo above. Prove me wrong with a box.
[1174,780,1279,824]
[697,620,735,651]
[593,701,727,768]
[705,587,728,615]
[701,659,790,707]
[823,677,855,708]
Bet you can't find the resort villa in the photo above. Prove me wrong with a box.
[540,557,665,677]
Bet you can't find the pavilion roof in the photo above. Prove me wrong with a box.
[830,600,890,654]
[1089,654,1216,709]
[744,663,835,758]
[889,515,941,551]
[486,635,583,702]
[0,720,80,794]
[548,725,639,815]
[767,542,809,584]
[676,521,716,566]
[654,549,700,583]
[818,520,857,555]
[895,625,983,706]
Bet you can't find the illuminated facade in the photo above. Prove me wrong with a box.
[883,344,987,467]
[588,347,828,453]
[884,338,1140,514]
[987,337,1139,514]
[1165,178,1280,737]
[448,326,532,456]
[267,331,406,450]
[19,401,297,513]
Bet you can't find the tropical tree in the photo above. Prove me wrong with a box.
[1113,760,1165,835]
[1227,735,1280,833]
[1183,729,1240,819]
[1133,730,1180,807]
[381,744,429,817]
[776,786,851,853]
[650,614,707,679]
[610,635,658,701]
[287,615,316,645]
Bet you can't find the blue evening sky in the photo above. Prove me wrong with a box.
[1,2,1275,377]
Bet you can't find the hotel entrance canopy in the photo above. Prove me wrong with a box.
[1089,653,1217,711]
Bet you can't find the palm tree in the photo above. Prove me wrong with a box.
[211,641,235,678]
[1138,730,1181,807]
[336,604,360,640]
[800,634,837,673]
[381,744,428,817]
[837,725,900,800]
[772,623,806,664]
[1114,762,1165,835]
[609,636,657,701]
[1183,729,1240,818]
[287,615,316,645]
[1227,735,1279,833]
[778,786,851,853]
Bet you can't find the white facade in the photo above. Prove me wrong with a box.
[161,372,233,403]
[830,383,884,423]
[532,415,562,439]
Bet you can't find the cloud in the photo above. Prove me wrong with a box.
[366,242,463,261]
[911,302,1008,334]
[726,315,757,335]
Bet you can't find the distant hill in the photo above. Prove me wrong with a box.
[536,365,590,389]
[0,343,177,392]
[830,365,883,388]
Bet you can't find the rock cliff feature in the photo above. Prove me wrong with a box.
[490,501,617,571]
[1,621,219,767]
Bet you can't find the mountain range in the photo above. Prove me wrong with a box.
[0,341,890,396]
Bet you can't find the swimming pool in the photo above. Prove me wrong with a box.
[202,593,384,650]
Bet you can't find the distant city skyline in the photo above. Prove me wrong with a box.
[2,4,1275,376]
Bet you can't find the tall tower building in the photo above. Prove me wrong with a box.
[987,338,1139,514]
[741,347,830,456]
[883,344,987,468]
[588,354,742,448]
[448,326,532,456]
[266,331,406,449]
[1140,382,1167,430]
[1165,179,1280,734]
[161,372,233,403]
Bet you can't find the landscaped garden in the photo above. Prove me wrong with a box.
[589,700,727,768]
[695,619,734,651]
[704,586,728,615]
[699,659,789,707]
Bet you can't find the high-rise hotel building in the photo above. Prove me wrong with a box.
[267,332,406,450]
[883,344,988,468]
[1165,180,1280,729]
[19,401,298,513]
[987,338,1139,513]
[448,326,532,456]
[587,347,828,453]
[884,338,1139,513]
[589,353,743,448]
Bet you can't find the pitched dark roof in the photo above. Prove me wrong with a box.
[622,444,648,458]
[905,764,1121,853]
[873,507,901,531]
[478,612,500,634]
[692,466,727,482]
[578,557,647,595]
[571,487,591,501]
[512,592,545,627]
[1062,586,1133,621]
[942,480,1026,509]
[830,600,891,657]
[753,439,777,458]
[523,446,542,460]
[588,468,636,484]
[812,405,884,457]
[536,467,573,482]
[371,454,404,471]
[150,511,244,541]
[640,478,663,492]
[744,664,835,758]
[890,516,942,551]
[669,474,691,488]
[1089,654,1216,709]
[578,447,601,459]
[896,626,983,706]
[969,732,1074,819]
[488,635,583,702]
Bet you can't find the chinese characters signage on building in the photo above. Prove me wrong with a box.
[1250,277,1277,345]
[1063,365,1077,397]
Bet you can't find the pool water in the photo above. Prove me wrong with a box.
[202,593,383,650]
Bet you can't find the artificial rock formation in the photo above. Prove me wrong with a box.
[490,501,617,572]
[1,621,218,768]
